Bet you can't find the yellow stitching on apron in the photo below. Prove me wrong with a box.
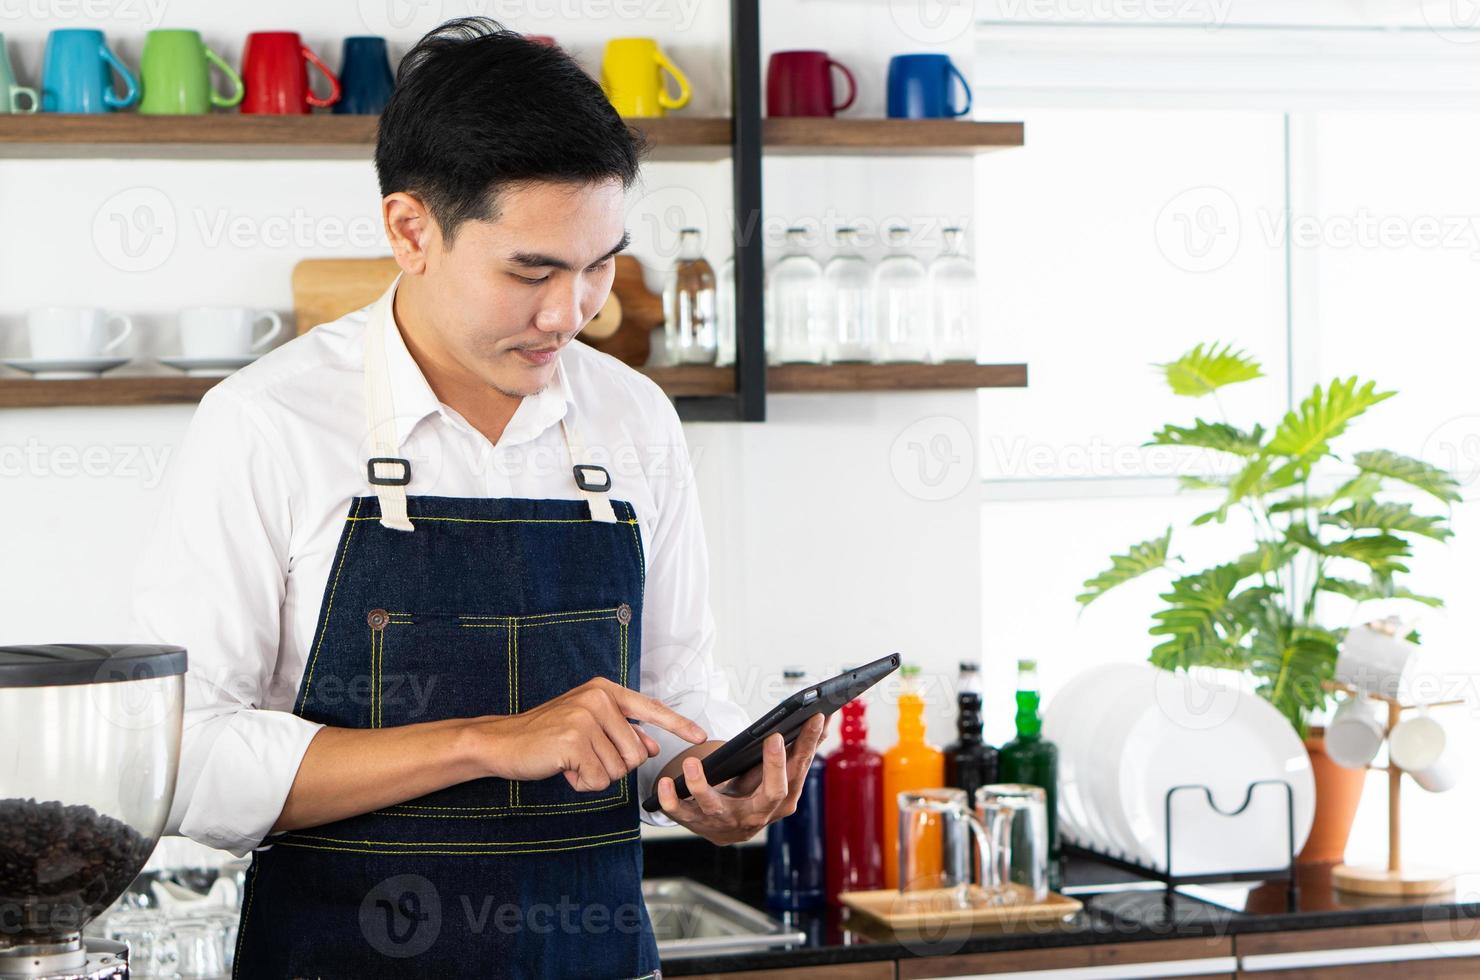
[507,622,515,809]
[461,606,617,620]
[381,797,625,818]
[271,831,640,857]
[284,827,636,847]
[370,628,378,729]
[463,615,615,630]
[346,516,600,524]
[299,497,363,714]
[233,863,256,971]
[628,511,644,594]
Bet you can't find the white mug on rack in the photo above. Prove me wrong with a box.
[179,307,283,359]
[1324,695,1385,769]
[1336,622,1417,701]
[1388,713,1458,793]
[28,307,133,360]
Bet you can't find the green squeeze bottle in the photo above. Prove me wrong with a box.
[998,658,1061,890]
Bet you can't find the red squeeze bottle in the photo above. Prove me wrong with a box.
[823,696,884,904]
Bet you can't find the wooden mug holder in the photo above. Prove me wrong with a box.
[1323,679,1462,897]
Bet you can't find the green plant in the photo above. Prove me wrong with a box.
[1077,343,1461,735]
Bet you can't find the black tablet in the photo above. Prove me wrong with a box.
[640,653,901,812]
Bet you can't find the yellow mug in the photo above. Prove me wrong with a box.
[601,37,690,118]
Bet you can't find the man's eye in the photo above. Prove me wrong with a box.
[515,274,549,285]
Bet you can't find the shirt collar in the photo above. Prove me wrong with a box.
[378,275,574,450]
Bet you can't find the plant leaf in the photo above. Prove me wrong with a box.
[1148,420,1266,456]
[1267,378,1395,460]
[1157,343,1264,397]
[1236,541,1299,577]
[1353,450,1463,504]
[1149,565,1274,669]
[1246,609,1339,735]
[1077,529,1172,606]
[1322,500,1453,541]
[1180,475,1228,491]
[1287,525,1413,575]
[1318,576,1445,608]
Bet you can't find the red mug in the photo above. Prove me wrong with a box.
[766,50,856,117]
[241,31,341,114]
[524,35,559,48]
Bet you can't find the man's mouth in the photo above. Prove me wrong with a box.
[514,347,559,366]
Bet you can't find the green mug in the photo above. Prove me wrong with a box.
[0,34,38,113]
[138,29,242,114]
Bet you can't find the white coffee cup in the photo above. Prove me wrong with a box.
[28,307,133,360]
[1389,713,1458,793]
[1325,695,1385,769]
[179,307,283,359]
[1336,622,1417,701]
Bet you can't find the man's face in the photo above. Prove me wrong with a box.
[421,178,628,399]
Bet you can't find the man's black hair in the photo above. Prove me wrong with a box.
[374,17,647,246]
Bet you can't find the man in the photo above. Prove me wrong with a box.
[132,19,824,978]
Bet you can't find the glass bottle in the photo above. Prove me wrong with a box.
[768,227,826,364]
[882,664,944,890]
[929,226,979,363]
[943,659,998,804]
[823,687,883,904]
[998,658,1061,890]
[661,228,717,365]
[716,254,735,367]
[765,668,826,911]
[872,225,929,363]
[823,226,874,363]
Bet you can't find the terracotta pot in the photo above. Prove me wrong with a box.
[1297,728,1367,865]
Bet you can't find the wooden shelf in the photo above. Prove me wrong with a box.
[0,115,1021,160]
[0,362,1024,408]
[763,118,1023,156]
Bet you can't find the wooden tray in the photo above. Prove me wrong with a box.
[840,885,1082,930]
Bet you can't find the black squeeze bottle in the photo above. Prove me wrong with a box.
[943,660,998,802]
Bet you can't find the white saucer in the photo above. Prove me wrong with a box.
[3,356,130,380]
[158,354,259,377]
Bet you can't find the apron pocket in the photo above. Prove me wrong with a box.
[372,606,632,818]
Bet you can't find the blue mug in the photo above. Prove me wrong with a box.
[332,35,394,115]
[886,53,971,119]
[42,28,137,112]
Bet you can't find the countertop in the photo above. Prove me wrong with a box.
[643,838,1480,976]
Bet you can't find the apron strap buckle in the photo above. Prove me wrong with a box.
[367,457,413,486]
[572,464,612,493]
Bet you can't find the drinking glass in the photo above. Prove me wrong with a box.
[975,783,1049,904]
[897,787,993,908]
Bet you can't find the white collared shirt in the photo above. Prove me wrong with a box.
[131,293,749,857]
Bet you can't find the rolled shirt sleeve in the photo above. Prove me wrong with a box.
[131,386,323,857]
[633,395,750,826]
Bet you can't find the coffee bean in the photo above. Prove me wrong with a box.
[0,798,153,944]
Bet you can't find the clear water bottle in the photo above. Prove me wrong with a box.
[929,226,979,363]
[768,227,826,364]
[662,228,717,365]
[823,226,875,363]
[873,225,929,363]
[716,254,735,367]
[766,667,825,911]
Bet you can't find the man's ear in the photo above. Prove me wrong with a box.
[383,192,436,276]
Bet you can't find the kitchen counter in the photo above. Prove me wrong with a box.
[643,838,1480,977]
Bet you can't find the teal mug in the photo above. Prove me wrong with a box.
[41,28,138,113]
[0,34,38,113]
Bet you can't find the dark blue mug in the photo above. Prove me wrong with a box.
[886,53,971,119]
[41,28,138,112]
[333,35,394,115]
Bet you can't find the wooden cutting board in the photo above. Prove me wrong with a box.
[290,256,663,367]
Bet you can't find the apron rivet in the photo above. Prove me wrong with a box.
[367,608,390,630]
[616,603,632,625]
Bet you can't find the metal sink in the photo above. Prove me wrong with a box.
[643,877,807,958]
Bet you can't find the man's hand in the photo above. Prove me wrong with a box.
[469,677,707,791]
[655,714,827,845]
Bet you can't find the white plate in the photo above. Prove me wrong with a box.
[158,354,259,377]
[1043,662,1144,851]
[1080,665,1166,862]
[1114,669,1315,874]
[4,356,129,380]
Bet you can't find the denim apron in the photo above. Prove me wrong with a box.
[232,276,660,979]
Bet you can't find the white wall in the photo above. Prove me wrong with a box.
[0,0,987,856]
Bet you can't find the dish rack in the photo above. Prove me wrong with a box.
[1064,778,1298,907]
